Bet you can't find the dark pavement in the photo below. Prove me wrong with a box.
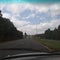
[0,38,49,59]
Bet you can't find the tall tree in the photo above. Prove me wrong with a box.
[0,11,23,42]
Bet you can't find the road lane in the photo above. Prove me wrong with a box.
[0,38,49,59]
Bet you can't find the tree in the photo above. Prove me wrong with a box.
[24,32,27,38]
[57,25,60,40]
[41,25,60,40]
[45,28,52,39]
[0,11,23,42]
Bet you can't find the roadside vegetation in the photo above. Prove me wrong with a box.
[33,37,60,52]
[35,25,60,40]
[32,24,60,52]
[0,10,23,43]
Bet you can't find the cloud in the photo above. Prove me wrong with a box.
[16,19,60,35]
[23,19,60,35]
[0,3,60,35]
[2,12,11,19]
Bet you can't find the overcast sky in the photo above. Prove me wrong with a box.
[0,0,60,35]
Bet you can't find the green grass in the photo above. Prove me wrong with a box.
[33,37,60,51]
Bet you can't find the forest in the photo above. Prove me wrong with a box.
[35,25,60,40]
[0,12,23,42]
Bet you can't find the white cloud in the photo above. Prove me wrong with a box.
[49,4,60,19]
[0,3,60,35]
[0,4,5,10]
[36,19,60,34]
[3,12,11,19]
[17,19,60,35]
[25,13,35,19]
[5,4,23,14]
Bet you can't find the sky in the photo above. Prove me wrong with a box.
[0,0,60,35]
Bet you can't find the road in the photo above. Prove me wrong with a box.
[0,38,49,59]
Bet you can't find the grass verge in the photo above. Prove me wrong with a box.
[33,37,60,52]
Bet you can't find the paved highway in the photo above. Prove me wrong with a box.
[0,38,49,59]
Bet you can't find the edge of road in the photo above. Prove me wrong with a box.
[0,38,24,44]
[32,38,54,53]
[38,42,54,52]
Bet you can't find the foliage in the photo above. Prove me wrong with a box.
[35,25,60,40]
[0,17,23,42]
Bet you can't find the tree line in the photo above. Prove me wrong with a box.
[35,25,60,40]
[0,16,23,42]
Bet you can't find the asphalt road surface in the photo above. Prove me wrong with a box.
[0,38,49,59]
